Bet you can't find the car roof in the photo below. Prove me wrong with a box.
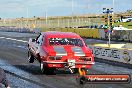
[41,31,81,38]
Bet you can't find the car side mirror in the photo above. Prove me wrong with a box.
[32,39,36,42]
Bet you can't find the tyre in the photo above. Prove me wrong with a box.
[28,51,34,63]
[40,61,45,73]
[40,62,55,75]
[46,68,55,75]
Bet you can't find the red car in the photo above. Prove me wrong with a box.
[28,31,94,74]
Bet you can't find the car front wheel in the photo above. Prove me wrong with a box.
[28,51,34,63]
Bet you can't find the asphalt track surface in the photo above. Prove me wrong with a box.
[0,31,131,88]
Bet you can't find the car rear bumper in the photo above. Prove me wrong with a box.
[42,61,94,64]
[42,61,94,68]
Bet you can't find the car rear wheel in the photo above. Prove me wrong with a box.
[28,51,34,63]
[40,62,55,75]
[46,68,55,75]
[40,62,45,73]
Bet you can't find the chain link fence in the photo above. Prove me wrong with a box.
[0,17,103,29]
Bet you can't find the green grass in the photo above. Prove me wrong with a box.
[114,22,132,29]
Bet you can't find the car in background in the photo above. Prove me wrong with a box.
[121,16,132,22]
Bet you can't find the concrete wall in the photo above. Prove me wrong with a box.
[89,44,132,64]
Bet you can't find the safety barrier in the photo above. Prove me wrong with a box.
[41,28,132,42]
[1,26,132,42]
[99,29,132,42]
[89,44,132,65]
[41,28,100,38]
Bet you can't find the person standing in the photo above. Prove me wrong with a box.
[120,15,123,22]
[0,67,10,88]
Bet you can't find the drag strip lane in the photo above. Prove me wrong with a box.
[0,42,79,88]
[0,32,132,88]
[0,36,28,43]
[3,63,57,88]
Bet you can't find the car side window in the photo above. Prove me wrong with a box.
[36,34,41,42]
[36,35,43,45]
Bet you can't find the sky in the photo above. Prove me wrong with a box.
[0,0,131,18]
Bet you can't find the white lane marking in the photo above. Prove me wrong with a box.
[0,59,57,88]
[0,36,28,43]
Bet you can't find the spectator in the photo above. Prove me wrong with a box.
[121,15,123,22]
[0,67,10,88]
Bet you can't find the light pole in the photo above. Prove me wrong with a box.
[103,8,113,47]
[112,0,115,23]
[26,7,29,28]
[113,0,115,10]
[45,9,48,27]
[72,0,74,27]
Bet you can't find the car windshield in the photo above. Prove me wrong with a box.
[49,38,84,47]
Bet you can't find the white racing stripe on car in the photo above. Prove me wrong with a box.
[72,46,85,56]
[0,37,28,43]
[53,46,67,56]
